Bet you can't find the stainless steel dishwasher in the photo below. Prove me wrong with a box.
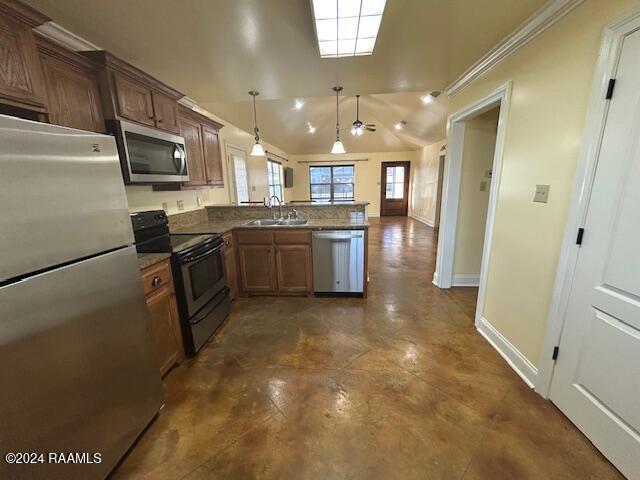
[312,230,365,294]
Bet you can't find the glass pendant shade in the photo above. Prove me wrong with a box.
[331,140,345,154]
[250,142,265,156]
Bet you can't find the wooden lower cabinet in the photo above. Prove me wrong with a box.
[275,244,312,293]
[238,244,277,293]
[141,259,183,376]
[236,229,312,296]
[222,232,238,300]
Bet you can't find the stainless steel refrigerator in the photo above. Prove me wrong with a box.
[0,115,164,479]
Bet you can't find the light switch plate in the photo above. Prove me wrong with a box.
[533,184,550,203]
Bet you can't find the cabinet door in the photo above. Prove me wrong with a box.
[0,11,47,110]
[152,90,180,134]
[145,285,182,376]
[40,55,105,133]
[113,72,154,126]
[223,244,238,301]
[238,244,276,293]
[202,124,224,186]
[180,115,207,186]
[275,244,312,293]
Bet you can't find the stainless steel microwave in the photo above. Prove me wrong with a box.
[109,120,189,184]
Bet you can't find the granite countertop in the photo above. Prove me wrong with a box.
[138,252,171,270]
[206,201,369,208]
[172,217,368,235]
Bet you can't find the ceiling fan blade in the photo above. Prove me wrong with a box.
[365,127,376,132]
[365,123,376,127]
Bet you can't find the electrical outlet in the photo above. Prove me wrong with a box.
[161,202,168,212]
[480,181,487,192]
[196,196,203,207]
[533,184,550,203]
[177,200,185,211]
[252,186,256,192]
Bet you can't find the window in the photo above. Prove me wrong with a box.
[267,159,283,200]
[229,149,249,204]
[309,165,355,202]
[385,165,405,199]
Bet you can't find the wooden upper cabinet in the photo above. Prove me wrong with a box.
[37,36,105,133]
[82,50,183,133]
[202,124,223,186]
[152,90,180,134]
[180,114,207,186]
[178,105,224,188]
[113,72,154,126]
[0,5,49,113]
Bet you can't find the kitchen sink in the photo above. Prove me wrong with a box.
[245,219,309,226]
[277,219,308,225]
[246,219,281,226]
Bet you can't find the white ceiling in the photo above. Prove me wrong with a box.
[25,0,547,153]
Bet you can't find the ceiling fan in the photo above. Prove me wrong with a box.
[345,95,376,136]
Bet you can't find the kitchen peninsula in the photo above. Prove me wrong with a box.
[166,202,369,298]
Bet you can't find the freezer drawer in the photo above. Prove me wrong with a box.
[0,246,163,480]
[312,230,365,293]
[0,115,133,282]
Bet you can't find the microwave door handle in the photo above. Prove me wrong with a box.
[179,145,187,175]
[173,145,187,175]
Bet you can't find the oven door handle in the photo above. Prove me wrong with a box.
[189,287,229,325]
[182,243,223,263]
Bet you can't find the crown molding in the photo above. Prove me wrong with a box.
[34,21,101,51]
[445,0,584,97]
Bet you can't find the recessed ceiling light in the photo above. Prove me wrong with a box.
[295,98,304,110]
[312,0,387,58]
[421,94,433,104]
[307,122,316,133]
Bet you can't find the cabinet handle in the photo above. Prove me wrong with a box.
[152,276,162,287]
[157,119,163,123]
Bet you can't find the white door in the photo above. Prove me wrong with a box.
[228,148,249,204]
[549,29,640,479]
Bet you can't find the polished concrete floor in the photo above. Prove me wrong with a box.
[113,217,621,479]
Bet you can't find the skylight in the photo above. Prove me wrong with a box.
[312,0,387,58]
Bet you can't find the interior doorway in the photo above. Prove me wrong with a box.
[434,83,510,328]
[433,153,446,230]
[380,161,410,216]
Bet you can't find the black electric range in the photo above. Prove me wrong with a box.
[131,210,230,356]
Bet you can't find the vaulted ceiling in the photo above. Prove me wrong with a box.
[25,0,547,153]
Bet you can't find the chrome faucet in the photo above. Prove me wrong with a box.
[268,195,283,219]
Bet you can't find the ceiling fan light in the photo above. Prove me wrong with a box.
[350,126,357,136]
[357,128,364,136]
[331,140,346,154]
[250,142,265,156]
[421,94,433,104]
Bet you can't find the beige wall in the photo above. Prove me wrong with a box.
[453,107,499,276]
[289,151,417,216]
[409,140,446,225]
[446,0,640,365]
[126,107,289,214]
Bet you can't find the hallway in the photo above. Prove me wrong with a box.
[113,217,621,479]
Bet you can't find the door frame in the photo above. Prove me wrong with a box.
[536,8,640,398]
[433,82,511,307]
[380,161,411,216]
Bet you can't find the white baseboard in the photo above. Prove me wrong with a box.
[452,274,480,287]
[409,213,434,227]
[432,272,439,286]
[476,317,538,388]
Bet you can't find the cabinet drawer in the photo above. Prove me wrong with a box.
[141,259,173,296]
[236,230,274,245]
[274,230,310,245]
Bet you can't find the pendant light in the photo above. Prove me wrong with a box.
[331,86,346,154]
[248,90,265,156]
